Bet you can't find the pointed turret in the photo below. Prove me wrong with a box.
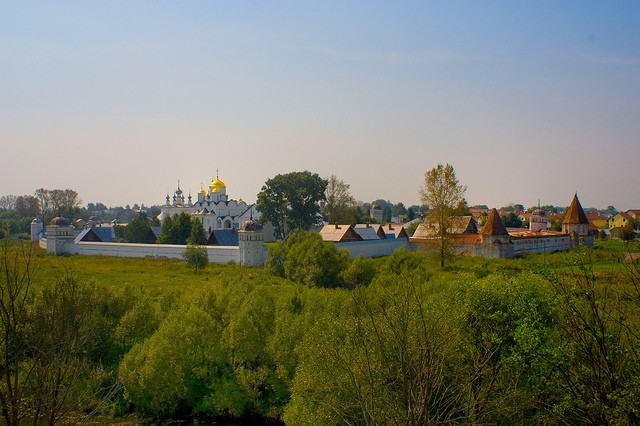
[481,208,509,236]
[562,193,591,245]
[480,208,510,244]
[562,193,589,225]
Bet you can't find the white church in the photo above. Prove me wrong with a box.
[158,171,260,236]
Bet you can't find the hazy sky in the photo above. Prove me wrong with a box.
[1,1,638,210]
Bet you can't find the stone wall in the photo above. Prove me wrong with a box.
[57,240,240,263]
[512,235,570,255]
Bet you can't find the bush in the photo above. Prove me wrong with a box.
[266,230,350,288]
[183,244,208,273]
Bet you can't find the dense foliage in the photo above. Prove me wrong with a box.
[256,171,327,240]
[2,239,640,425]
[157,212,207,245]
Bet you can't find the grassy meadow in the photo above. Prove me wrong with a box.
[2,237,639,425]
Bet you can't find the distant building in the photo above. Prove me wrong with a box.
[608,212,634,230]
[158,171,265,242]
[370,203,384,223]
[529,210,550,232]
[410,193,594,258]
[586,212,608,230]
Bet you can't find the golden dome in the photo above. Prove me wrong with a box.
[208,170,226,190]
[198,187,206,195]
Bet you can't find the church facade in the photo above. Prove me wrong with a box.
[158,172,260,237]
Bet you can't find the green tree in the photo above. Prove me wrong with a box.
[322,175,356,224]
[549,218,562,232]
[461,274,554,424]
[266,230,350,288]
[188,217,207,245]
[392,202,408,218]
[256,171,327,240]
[15,195,40,218]
[285,256,464,425]
[174,212,193,245]
[118,303,224,415]
[341,255,376,288]
[501,212,523,228]
[183,244,208,273]
[115,298,161,352]
[124,213,153,243]
[453,198,470,215]
[158,215,176,244]
[419,163,467,268]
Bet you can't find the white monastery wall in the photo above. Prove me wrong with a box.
[58,241,240,263]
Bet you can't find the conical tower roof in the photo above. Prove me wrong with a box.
[481,208,509,236]
[562,193,589,225]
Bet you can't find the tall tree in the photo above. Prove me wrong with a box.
[124,213,153,243]
[188,218,207,245]
[157,216,176,244]
[0,195,17,211]
[256,171,327,240]
[419,163,467,268]
[323,175,356,224]
[502,212,523,228]
[174,212,193,245]
[15,196,40,218]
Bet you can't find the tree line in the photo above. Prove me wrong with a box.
[0,189,162,239]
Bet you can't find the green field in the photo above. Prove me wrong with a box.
[2,238,640,425]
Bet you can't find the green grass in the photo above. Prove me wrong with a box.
[20,238,639,292]
[29,243,282,292]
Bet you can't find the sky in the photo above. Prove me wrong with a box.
[1,1,638,211]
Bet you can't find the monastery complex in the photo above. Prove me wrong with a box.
[409,193,593,257]
[158,172,260,236]
[32,168,595,264]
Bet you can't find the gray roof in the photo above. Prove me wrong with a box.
[353,226,382,240]
[74,227,115,243]
[207,229,239,246]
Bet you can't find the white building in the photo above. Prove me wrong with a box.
[158,172,260,237]
[157,183,193,221]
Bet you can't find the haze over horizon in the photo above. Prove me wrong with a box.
[1,2,638,211]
